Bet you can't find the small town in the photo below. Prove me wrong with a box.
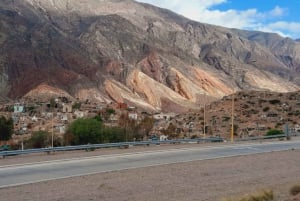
[1,90,300,150]
[0,97,157,148]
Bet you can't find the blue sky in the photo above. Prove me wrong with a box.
[136,0,300,39]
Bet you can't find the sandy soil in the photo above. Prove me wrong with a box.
[1,147,300,201]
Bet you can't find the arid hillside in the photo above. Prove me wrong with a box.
[0,0,300,112]
[153,90,300,140]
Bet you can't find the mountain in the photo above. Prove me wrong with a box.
[0,0,299,112]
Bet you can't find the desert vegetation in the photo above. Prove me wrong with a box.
[0,116,14,141]
[157,91,300,139]
[223,190,274,201]
[223,184,300,201]
[290,184,300,196]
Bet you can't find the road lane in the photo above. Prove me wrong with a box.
[0,140,299,188]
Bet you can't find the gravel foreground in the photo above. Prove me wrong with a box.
[1,148,300,201]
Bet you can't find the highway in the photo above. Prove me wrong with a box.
[0,140,300,188]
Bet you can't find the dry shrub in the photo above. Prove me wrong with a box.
[222,190,274,201]
[290,184,300,196]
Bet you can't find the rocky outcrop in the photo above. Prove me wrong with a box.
[24,84,73,101]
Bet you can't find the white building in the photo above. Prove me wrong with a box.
[295,125,300,132]
[14,103,24,113]
[153,113,176,121]
[128,112,138,120]
[74,110,86,118]
[160,135,168,141]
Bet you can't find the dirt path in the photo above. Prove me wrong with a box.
[1,149,300,201]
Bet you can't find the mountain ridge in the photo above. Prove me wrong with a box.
[0,0,299,112]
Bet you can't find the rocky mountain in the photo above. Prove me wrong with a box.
[0,0,299,112]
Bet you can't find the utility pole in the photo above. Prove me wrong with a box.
[52,111,54,148]
[231,93,234,142]
[203,104,206,139]
[51,99,55,149]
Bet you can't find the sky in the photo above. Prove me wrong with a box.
[136,0,300,39]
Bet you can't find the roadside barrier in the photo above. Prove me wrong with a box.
[0,134,291,158]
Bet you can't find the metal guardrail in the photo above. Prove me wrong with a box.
[0,134,289,158]
[235,134,287,141]
[0,137,223,158]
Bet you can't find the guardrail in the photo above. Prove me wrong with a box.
[0,137,223,158]
[0,134,289,158]
[235,134,287,141]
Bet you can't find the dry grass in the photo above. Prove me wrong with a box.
[290,184,300,196]
[222,190,274,201]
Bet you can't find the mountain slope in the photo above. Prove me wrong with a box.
[0,0,299,111]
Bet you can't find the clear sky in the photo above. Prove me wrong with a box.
[136,0,300,39]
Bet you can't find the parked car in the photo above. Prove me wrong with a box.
[0,144,10,151]
[150,135,158,141]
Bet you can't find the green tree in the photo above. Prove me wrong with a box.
[103,127,126,143]
[0,116,14,141]
[65,118,103,145]
[93,114,103,122]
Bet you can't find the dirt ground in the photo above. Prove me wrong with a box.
[1,146,300,201]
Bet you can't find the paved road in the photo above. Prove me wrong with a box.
[1,140,300,188]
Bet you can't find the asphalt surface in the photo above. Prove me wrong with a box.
[0,140,300,188]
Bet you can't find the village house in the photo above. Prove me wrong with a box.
[153,113,176,121]
[128,112,138,120]
[160,134,168,141]
[60,114,69,123]
[54,124,66,134]
[294,125,300,132]
[14,103,24,113]
[74,110,86,119]
[62,104,72,113]
[116,102,128,110]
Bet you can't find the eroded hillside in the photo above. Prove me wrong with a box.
[0,0,299,112]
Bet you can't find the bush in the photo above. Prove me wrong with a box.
[290,184,300,196]
[103,127,127,143]
[0,116,14,141]
[25,131,50,148]
[269,99,280,105]
[223,190,274,201]
[262,106,270,112]
[106,108,115,115]
[250,109,258,114]
[191,134,198,139]
[265,129,284,136]
[72,102,81,110]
